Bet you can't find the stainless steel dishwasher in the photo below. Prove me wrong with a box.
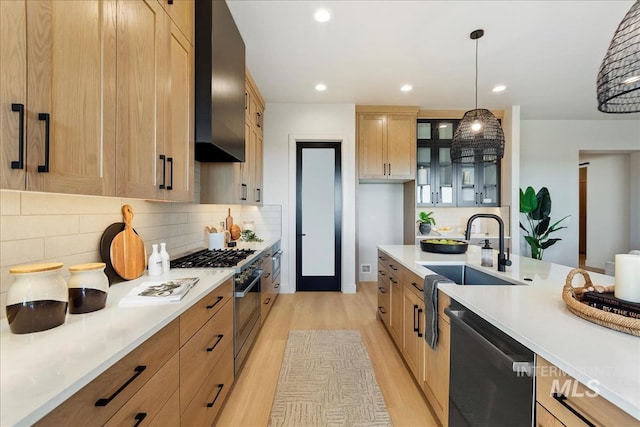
[445,302,535,426]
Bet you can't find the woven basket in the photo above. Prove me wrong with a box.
[562,268,640,337]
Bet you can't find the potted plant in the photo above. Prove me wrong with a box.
[519,186,570,260]
[417,211,436,235]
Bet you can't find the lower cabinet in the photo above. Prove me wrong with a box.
[535,355,637,427]
[35,278,235,427]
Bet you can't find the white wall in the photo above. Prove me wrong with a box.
[357,184,404,282]
[580,153,632,269]
[520,120,640,267]
[631,152,640,251]
[262,103,357,293]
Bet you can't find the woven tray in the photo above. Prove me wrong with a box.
[562,268,640,337]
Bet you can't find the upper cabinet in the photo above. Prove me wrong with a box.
[417,119,500,207]
[200,68,265,206]
[1,0,194,202]
[1,0,116,196]
[158,0,194,44]
[357,106,417,182]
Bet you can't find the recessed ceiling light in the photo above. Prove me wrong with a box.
[492,85,507,92]
[315,83,327,91]
[400,84,413,92]
[314,9,331,22]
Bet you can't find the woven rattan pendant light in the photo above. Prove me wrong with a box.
[451,29,505,164]
[597,1,640,113]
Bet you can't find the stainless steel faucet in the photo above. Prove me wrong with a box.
[465,214,512,272]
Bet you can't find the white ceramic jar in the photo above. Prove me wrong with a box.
[68,262,109,314]
[6,263,68,334]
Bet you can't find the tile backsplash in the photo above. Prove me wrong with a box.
[0,190,281,317]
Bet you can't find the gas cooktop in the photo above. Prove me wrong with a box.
[170,248,256,269]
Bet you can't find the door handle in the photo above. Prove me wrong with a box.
[206,384,225,408]
[159,155,166,189]
[10,104,24,169]
[241,183,247,200]
[413,305,419,333]
[417,308,423,337]
[133,413,147,427]
[388,163,391,175]
[95,366,146,406]
[37,113,50,172]
[167,157,173,190]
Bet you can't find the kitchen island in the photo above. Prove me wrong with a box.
[378,244,640,423]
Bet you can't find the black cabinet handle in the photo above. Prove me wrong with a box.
[206,296,224,309]
[159,154,166,189]
[256,188,261,203]
[412,282,424,292]
[37,113,50,173]
[245,92,248,110]
[167,157,173,190]
[479,192,484,204]
[383,163,386,175]
[264,297,271,305]
[388,163,391,175]
[256,111,261,128]
[552,393,595,427]
[389,277,398,285]
[10,103,24,169]
[206,384,224,408]
[389,264,398,271]
[263,272,270,279]
[378,270,386,277]
[417,308,423,337]
[274,283,280,289]
[378,256,386,261]
[95,365,146,406]
[241,183,247,201]
[167,0,173,4]
[206,334,224,352]
[378,286,387,294]
[413,305,419,332]
[378,306,386,314]
[133,413,147,427]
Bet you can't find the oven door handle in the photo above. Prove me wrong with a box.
[234,269,264,298]
[272,250,283,261]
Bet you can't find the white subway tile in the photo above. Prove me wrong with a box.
[44,232,102,259]
[0,215,79,241]
[0,190,21,215]
[0,238,45,268]
[79,214,123,233]
[21,191,121,215]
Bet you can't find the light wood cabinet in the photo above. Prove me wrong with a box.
[158,0,194,44]
[357,106,417,181]
[200,68,265,206]
[261,246,279,323]
[536,355,638,427]
[423,290,450,427]
[402,284,425,382]
[1,0,116,195]
[35,319,180,426]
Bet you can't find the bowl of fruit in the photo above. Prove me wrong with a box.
[420,239,468,254]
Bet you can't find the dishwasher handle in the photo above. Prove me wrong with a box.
[444,307,533,377]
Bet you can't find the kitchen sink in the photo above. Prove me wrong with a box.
[422,264,521,286]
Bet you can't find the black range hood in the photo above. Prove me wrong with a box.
[195,0,246,162]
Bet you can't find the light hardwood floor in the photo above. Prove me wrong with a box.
[215,282,439,427]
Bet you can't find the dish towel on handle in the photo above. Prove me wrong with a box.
[424,274,454,349]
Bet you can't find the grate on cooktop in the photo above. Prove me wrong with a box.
[170,248,256,268]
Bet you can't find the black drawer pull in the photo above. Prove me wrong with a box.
[264,297,271,305]
[206,334,224,352]
[413,305,419,332]
[552,393,595,427]
[274,283,280,288]
[206,296,224,309]
[378,286,387,294]
[256,188,261,203]
[167,157,173,190]
[206,384,224,408]
[133,412,147,427]
[417,308,423,338]
[263,272,271,279]
[379,256,386,261]
[37,113,50,172]
[378,306,387,314]
[379,271,386,276]
[159,154,166,189]
[390,277,398,285]
[412,282,424,292]
[389,264,398,271]
[95,365,146,406]
[10,103,24,169]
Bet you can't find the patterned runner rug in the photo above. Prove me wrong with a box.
[269,329,392,426]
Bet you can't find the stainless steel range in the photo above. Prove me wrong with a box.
[171,248,263,374]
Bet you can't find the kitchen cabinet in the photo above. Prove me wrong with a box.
[416,119,500,207]
[357,106,417,181]
[116,0,194,202]
[261,245,279,323]
[200,68,265,206]
[1,0,116,196]
[402,282,425,382]
[35,319,180,426]
[535,355,637,427]
[158,0,194,45]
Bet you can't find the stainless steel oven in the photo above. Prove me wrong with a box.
[271,241,282,283]
[233,264,263,374]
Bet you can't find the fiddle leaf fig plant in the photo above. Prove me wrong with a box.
[519,186,570,260]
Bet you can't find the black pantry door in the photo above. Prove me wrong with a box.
[295,142,342,291]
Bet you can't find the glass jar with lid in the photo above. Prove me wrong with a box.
[68,262,109,314]
[6,263,68,334]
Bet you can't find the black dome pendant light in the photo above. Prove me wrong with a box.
[451,29,505,164]
[597,1,640,113]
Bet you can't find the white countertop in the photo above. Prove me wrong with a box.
[378,244,640,422]
[0,268,234,427]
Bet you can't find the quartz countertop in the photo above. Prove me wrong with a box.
[378,244,640,421]
[0,268,235,427]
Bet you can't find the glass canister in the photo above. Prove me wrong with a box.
[6,263,68,334]
[68,262,109,314]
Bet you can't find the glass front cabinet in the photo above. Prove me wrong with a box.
[417,119,500,208]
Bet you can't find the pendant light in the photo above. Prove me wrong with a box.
[597,1,640,113]
[451,29,505,164]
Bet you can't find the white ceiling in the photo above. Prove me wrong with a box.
[227,0,640,120]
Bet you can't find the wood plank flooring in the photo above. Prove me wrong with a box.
[215,282,439,426]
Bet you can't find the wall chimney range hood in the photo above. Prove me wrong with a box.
[195,0,246,162]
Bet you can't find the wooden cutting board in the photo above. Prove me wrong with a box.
[110,205,146,280]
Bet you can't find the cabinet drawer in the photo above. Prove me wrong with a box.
[536,355,637,426]
[403,269,451,322]
[180,278,233,346]
[180,299,233,411]
[180,343,234,426]
[104,353,179,427]
[36,319,179,426]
